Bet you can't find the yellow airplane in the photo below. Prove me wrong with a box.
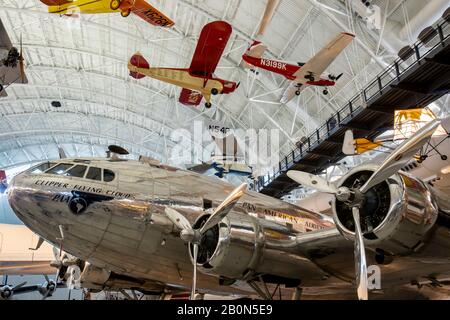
[40,0,174,27]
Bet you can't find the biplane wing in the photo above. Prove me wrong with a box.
[292,32,354,85]
[179,88,203,106]
[131,0,175,27]
[188,21,232,77]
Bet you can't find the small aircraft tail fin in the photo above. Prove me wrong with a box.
[342,129,356,155]
[129,52,149,80]
[241,40,267,69]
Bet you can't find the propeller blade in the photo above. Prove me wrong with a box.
[199,183,247,234]
[12,281,27,291]
[287,171,338,194]
[52,246,60,260]
[58,147,67,159]
[19,33,25,83]
[342,130,356,155]
[44,275,50,283]
[360,119,440,193]
[352,207,368,300]
[190,243,198,300]
[165,207,192,231]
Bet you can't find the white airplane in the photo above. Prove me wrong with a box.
[241,32,354,103]
[3,120,450,300]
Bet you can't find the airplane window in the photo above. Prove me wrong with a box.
[65,165,87,178]
[45,163,74,175]
[86,167,102,181]
[28,162,57,174]
[103,169,115,182]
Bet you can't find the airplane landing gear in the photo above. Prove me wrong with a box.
[417,155,428,163]
[304,73,315,82]
[110,0,121,10]
[295,90,301,96]
[441,155,448,161]
[205,102,212,108]
[323,89,329,95]
[121,9,131,17]
[211,88,219,95]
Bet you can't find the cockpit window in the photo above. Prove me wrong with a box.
[45,163,74,175]
[103,169,115,182]
[28,162,57,174]
[65,165,87,178]
[86,167,102,181]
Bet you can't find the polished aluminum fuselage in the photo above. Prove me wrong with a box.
[7,158,336,294]
[7,158,450,298]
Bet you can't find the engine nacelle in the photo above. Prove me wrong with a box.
[191,212,320,284]
[332,165,439,256]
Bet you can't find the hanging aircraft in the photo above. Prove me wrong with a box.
[39,0,174,27]
[5,119,450,300]
[342,108,450,163]
[128,21,239,109]
[241,32,354,103]
[0,19,27,98]
[191,122,252,179]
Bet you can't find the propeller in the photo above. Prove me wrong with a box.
[287,119,440,300]
[328,73,343,81]
[19,33,25,84]
[39,275,57,299]
[0,281,27,300]
[165,182,247,300]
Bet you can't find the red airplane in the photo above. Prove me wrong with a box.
[128,21,238,108]
[242,32,355,103]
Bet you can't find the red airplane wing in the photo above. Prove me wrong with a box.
[179,88,203,106]
[131,0,174,27]
[188,21,232,77]
[40,0,71,5]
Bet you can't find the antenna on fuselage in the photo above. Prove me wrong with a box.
[107,145,129,161]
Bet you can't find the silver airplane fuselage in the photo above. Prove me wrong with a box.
[6,157,337,295]
[7,157,450,299]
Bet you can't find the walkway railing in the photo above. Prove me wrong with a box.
[255,17,450,193]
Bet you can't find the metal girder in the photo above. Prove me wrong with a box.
[1,109,173,149]
[0,95,180,140]
[0,129,162,156]
[0,141,144,170]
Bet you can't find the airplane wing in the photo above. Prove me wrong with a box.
[40,0,72,5]
[188,21,232,77]
[131,0,174,28]
[280,81,306,104]
[292,32,354,85]
[179,88,203,106]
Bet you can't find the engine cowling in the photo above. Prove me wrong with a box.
[190,212,320,284]
[332,164,439,256]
